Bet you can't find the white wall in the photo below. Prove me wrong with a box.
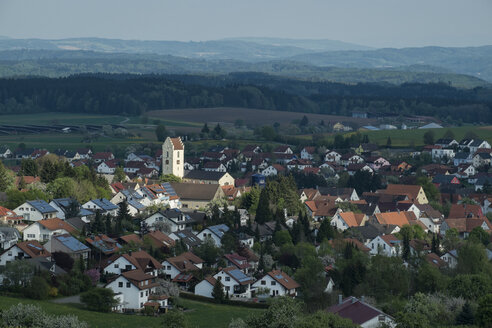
[194,280,214,298]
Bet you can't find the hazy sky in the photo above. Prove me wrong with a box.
[1,0,491,48]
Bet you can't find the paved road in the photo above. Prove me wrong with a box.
[51,295,81,304]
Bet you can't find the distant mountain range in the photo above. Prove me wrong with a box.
[0,37,490,86]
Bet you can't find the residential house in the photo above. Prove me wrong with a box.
[328,296,395,328]
[103,250,162,276]
[44,234,90,260]
[23,218,77,242]
[273,145,293,154]
[203,162,227,172]
[97,160,118,174]
[366,234,401,257]
[473,152,491,168]
[168,230,201,250]
[453,152,473,166]
[142,209,192,233]
[145,231,176,250]
[0,206,19,225]
[378,184,429,204]
[261,164,285,177]
[331,211,368,231]
[325,151,342,164]
[197,224,230,247]
[469,139,491,153]
[214,267,254,298]
[161,252,203,279]
[195,276,217,298]
[300,147,316,160]
[0,240,51,266]
[440,218,492,238]
[431,147,455,161]
[374,211,416,228]
[252,270,300,297]
[105,270,158,310]
[448,203,483,219]
[93,152,114,163]
[82,198,119,216]
[435,139,458,148]
[14,200,58,222]
[440,250,458,269]
[0,227,20,249]
[224,253,251,274]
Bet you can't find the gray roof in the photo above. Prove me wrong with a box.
[170,182,222,201]
[27,257,66,275]
[469,139,486,147]
[184,170,228,181]
[53,235,90,252]
[0,227,20,240]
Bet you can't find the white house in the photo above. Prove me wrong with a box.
[261,164,285,177]
[161,252,203,280]
[103,251,162,276]
[469,140,491,154]
[0,240,51,266]
[432,148,455,161]
[473,153,491,168]
[366,234,401,257]
[14,200,58,222]
[252,270,300,297]
[142,209,191,233]
[203,162,227,172]
[325,151,342,163]
[440,250,458,269]
[97,160,117,174]
[82,198,119,216]
[194,276,217,298]
[330,210,367,231]
[23,218,76,242]
[0,227,20,250]
[214,267,254,298]
[105,270,158,310]
[197,224,230,247]
[300,147,316,160]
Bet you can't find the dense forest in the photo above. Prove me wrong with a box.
[0,73,491,123]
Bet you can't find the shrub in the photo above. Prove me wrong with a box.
[80,288,118,312]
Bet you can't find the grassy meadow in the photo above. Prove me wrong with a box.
[0,295,263,328]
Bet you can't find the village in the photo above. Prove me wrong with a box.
[0,131,491,328]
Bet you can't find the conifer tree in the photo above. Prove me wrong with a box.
[255,188,272,224]
[212,280,224,303]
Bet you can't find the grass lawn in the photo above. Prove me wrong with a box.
[0,295,263,328]
[0,113,127,125]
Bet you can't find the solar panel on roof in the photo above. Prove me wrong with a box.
[274,274,283,280]
[57,235,89,252]
[229,269,250,282]
[28,243,42,250]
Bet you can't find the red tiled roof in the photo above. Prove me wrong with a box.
[170,137,184,150]
[267,270,300,290]
[38,218,77,233]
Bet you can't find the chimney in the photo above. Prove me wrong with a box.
[338,294,343,304]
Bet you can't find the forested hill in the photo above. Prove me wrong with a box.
[0,73,491,123]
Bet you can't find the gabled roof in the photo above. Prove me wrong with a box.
[266,270,300,290]
[10,240,51,258]
[146,230,175,247]
[379,234,401,247]
[37,218,77,234]
[448,204,482,219]
[166,252,203,273]
[183,170,228,181]
[169,137,184,150]
[121,270,159,290]
[380,184,424,203]
[443,218,492,233]
[119,234,143,245]
[338,212,366,227]
[26,200,57,214]
[375,211,414,227]
[426,253,447,268]
[0,205,15,217]
[224,253,250,270]
[171,182,222,201]
[328,296,390,325]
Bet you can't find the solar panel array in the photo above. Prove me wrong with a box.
[28,200,57,214]
[57,235,89,252]
[28,243,42,251]
[209,224,229,238]
[229,269,251,283]
[162,182,177,196]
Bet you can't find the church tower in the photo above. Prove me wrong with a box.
[162,137,184,178]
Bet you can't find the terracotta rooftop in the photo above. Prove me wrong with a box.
[38,218,77,234]
[267,270,300,290]
[170,137,184,150]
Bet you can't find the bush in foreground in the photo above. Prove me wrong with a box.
[0,303,87,328]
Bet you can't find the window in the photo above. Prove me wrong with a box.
[225,277,230,282]
[140,292,144,297]
[146,290,148,296]
[271,281,276,286]
[383,244,386,250]
[167,265,171,270]
[114,263,119,268]
[177,160,180,164]
[118,282,123,287]
[7,251,12,256]
[126,282,131,288]
[225,286,230,291]
[261,280,266,285]
[27,234,35,239]
[166,151,169,158]
[165,160,169,164]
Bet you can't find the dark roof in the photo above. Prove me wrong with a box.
[170,182,222,201]
[328,297,389,325]
[184,170,228,181]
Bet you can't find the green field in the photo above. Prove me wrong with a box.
[0,296,263,328]
[0,113,127,125]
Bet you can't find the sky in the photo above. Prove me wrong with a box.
[0,0,491,48]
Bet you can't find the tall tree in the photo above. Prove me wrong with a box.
[0,161,14,192]
[155,124,167,142]
[255,188,272,224]
[212,280,225,303]
[423,130,435,145]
